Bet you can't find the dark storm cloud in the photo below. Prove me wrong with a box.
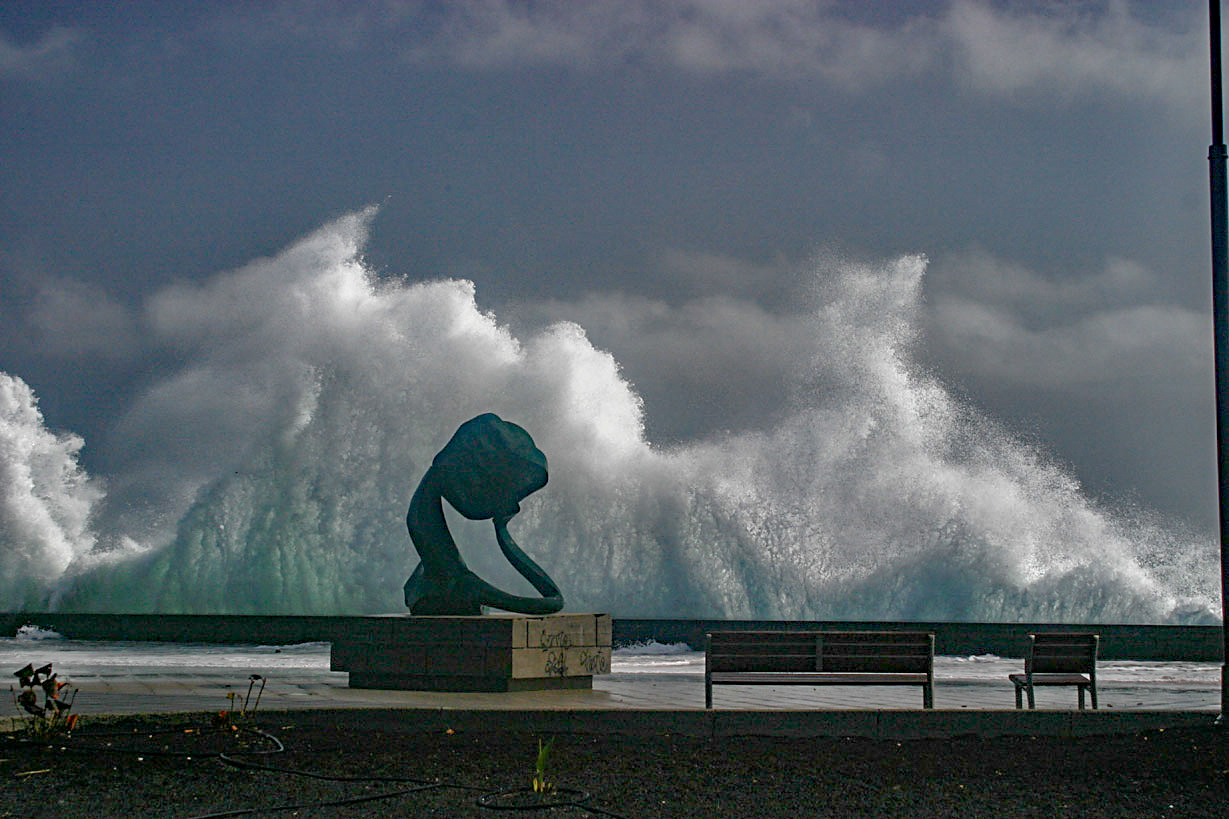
[0,0,1220,536]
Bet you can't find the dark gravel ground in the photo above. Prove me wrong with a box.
[2,711,1227,818]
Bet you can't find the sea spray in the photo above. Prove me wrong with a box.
[0,210,1219,622]
[0,373,100,608]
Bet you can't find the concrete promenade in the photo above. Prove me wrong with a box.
[3,615,1222,738]
[13,661,1218,740]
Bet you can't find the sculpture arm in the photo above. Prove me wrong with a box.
[493,516,563,606]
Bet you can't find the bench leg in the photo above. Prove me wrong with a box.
[1078,686,1085,710]
[1026,684,1035,710]
[705,680,712,709]
[923,684,933,710]
[1089,685,1097,710]
[1014,684,1023,710]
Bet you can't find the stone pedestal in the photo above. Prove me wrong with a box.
[330,613,611,692]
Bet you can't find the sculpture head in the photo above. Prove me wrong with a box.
[431,412,548,520]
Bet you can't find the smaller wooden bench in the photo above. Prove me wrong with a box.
[705,630,935,709]
[1009,632,1099,710]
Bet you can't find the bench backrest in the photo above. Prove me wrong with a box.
[706,631,934,674]
[1026,632,1098,674]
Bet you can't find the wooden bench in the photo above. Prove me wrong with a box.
[705,630,935,709]
[1009,632,1099,710]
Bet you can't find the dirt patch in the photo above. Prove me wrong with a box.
[3,711,1227,817]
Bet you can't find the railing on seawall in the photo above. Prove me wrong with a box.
[613,619,1224,661]
[1,612,1223,661]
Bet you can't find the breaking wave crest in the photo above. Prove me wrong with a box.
[0,210,1218,622]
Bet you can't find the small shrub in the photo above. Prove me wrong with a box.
[10,662,77,740]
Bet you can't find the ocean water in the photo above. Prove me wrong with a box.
[0,209,1219,622]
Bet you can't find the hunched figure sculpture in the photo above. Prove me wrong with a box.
[403,413,564,616]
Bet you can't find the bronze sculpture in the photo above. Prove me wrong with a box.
[403,413,564,615]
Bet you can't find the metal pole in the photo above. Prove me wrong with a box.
[1208,0,1229,721]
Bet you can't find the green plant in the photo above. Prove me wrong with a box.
[532,737,555,795]
[10,662,77,739]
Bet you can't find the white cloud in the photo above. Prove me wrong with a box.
[655,248,802,305]
[386,0,1203,107]
[655,0,933,88]
[0,26,82,79]
[943,0,1204,107]
[929,249,1167,323]
[396,0,933,87]
[27,278,140,362]
[205,1,1205,110]
[930,299,1207,389]
[926,248,1208,388]
[418,0,635,69]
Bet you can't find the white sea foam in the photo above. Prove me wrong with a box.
[14,624,65,641]
[0,209,1219,622]
[0,639,334,672]
[611,641,701,673]
[613,640,695,656]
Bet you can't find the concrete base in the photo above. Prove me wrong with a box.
[330,612,611,692]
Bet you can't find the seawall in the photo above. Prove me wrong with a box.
[2,613,1222,660]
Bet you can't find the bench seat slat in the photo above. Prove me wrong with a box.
[1031,660,1094,673]
[710,672,930,685]
[1008,673,1091,687]
[708,632,930,642]
[710,655,929,667]
[710,658,819,672]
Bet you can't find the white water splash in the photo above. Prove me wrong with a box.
[0,373,100,609]
[14,624,64,641]
[0,210,1218,622]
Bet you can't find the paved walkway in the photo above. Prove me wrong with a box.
[4,643,1221,737]
[50,665,1220,716]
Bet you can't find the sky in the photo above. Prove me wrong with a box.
[0,0,1221,539]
